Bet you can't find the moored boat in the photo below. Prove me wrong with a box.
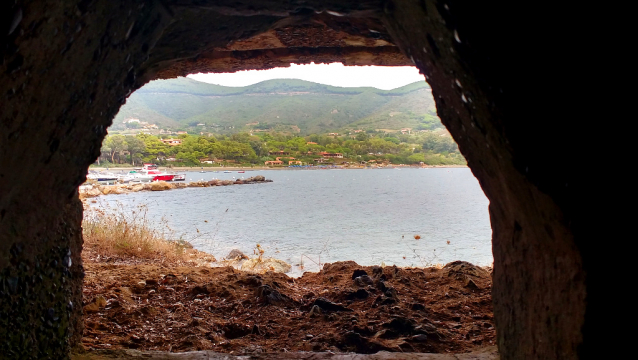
[140,163,176,182]
[118,170,154,183]
[87,171,118,184]
[152,174,176,181]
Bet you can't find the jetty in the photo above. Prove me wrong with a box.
[79,176,272,198]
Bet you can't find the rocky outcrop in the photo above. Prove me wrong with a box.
[149,181,174,191]
[241,258,292,274]
[226,249,249,261]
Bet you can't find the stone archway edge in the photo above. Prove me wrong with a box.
[71,347,498,359]
[0,0,594,357]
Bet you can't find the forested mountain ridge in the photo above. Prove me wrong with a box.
[113,78,441,134]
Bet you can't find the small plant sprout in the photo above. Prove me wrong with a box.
[254,243,265,262]
[300,254,321,271]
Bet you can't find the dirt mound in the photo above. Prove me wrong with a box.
[443,261,491,279]
[82,260,495,354]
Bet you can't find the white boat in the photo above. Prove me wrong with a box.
[87,171,118,185]
[118,171,154,183]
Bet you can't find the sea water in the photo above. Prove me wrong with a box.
[96,168,492,276]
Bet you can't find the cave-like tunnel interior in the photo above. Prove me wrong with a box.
[0,1,602,358]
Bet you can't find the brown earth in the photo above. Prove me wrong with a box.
[81,257,495,355]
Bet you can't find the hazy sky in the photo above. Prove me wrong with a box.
[188,63,424,90]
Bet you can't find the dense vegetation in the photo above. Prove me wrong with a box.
[112,78,442,134]
[96,131,465,167]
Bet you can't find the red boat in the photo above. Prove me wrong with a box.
[152,174,176,181]
[141,164,176,182]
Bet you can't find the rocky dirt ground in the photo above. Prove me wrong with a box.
[81,259,495,355]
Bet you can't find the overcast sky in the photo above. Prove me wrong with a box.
[187,63,424,90]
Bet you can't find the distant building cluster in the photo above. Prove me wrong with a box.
[262,151,344,166]
[122,118,201,137]
[160,138,182,146]
[124,118,158,130]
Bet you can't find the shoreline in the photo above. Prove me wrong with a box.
[89,164,469,171]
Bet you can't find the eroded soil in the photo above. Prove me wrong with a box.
[82,260,495,354]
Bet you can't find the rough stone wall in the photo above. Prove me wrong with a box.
[1,0,594,359]
[140,1,411,79]
[0,196,83,358]
[0,0,172,357]
[381,1,590,358]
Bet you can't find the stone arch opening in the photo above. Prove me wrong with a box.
[1,1,593,359]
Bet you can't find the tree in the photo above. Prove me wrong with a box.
[407,153,426,164]
[103,135,125,163]
[249,139,268,157]
[139,134,169,159]
[124,136,146,165]
[385,136,400,145]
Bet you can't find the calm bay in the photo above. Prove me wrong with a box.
[95,167,492,276]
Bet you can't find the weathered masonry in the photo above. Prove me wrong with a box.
[0,1,606,359]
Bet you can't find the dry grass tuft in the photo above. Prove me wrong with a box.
[82,203,213,265]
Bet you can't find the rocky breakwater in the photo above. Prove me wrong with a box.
[79,176,272,198]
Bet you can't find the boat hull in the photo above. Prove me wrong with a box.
[153,174,176,181]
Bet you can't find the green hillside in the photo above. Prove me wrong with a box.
[113,77,440,134]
